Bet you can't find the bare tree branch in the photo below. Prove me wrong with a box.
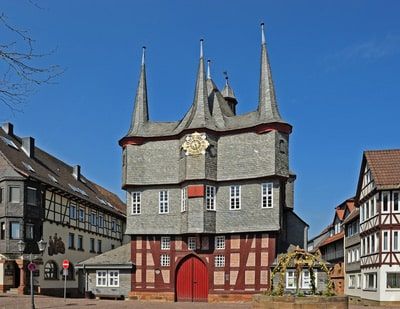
[0,9,63,112]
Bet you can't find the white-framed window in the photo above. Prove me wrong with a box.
[206,186,216,210]
[382,191,390,213]
[69,203,76,219]
[357,274,362,289]
[349,275,356,288]
[215,236,225,250]
[161,236,171,250]
[131,192,141,214]
[96,270,107,287]
[230,185,241,210]
[302,270,312,289]
[10,222,20,239]
[98,215,104,228]
[214,255,225,268]
[96,270,119,287]
[364,272,377,290]
[159,191,169,214]
[383,230,390,252]
[27,187,37,206]
[347,251,351,263]
[108,270,119,287]
[393,231,400,251]
[9,187,20,203]
[188,237,196,250]
[356,248,360,261]
[286,270,296,288]
[181,188,187,212]
[387,272,400,289]
[393,192,400,213]
[160,254,170,267]
[78,208,85,222]
[25,223,34,239]
[90,211,97,226]
[261,183,273,208]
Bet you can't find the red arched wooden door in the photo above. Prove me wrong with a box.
[176,255,208,302]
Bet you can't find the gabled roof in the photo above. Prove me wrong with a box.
[77,243,132,268]
[0,125,126,216]
[318,231,344,247]
[365,149,400,189]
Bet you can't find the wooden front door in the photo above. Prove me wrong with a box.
[176,255,208,302]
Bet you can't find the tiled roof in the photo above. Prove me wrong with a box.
[318,231,344,247]
[0,125,126,216]
[365,149,400,189]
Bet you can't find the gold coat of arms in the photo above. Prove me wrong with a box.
[182,132,209,156]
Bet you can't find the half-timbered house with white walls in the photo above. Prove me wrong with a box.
[313,198,355,295]
[119,24,308,302]
[355,149,400,303]
[0,123,126,297]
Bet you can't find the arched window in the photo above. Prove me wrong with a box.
[44,260,58,280]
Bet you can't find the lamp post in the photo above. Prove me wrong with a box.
[18,239,47,309]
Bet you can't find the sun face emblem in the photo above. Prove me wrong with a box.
[182,132,209,156]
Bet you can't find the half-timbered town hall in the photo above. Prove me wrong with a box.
[119,24,308,302]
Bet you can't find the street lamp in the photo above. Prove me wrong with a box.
[18,238,47,309]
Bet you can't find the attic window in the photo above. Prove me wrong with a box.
[22,162,35,172]
[0,136,18,150]
[48,174,58,183]
[96,197,107,205]
[68,184,88,197]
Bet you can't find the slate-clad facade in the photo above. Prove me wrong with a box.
[120,25,307,301]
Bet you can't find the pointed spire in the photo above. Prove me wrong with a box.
[128,46,149,135]
[176,39,213,130]
[258,23,282,121]
[221,71,237,115]
[207,60,211,80]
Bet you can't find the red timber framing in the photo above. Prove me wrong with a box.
[129,233,276,301]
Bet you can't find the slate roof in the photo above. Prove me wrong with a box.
[318,231,344,247]
[342,208,359,225]
[0,124,126,216]
[365,149,400,189]
[77,243,132,268]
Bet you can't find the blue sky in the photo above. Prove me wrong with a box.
[1,1,400,237]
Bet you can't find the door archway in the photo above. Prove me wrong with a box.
[175,255,208,302]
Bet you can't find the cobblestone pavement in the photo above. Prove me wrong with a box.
[0,295,394,309]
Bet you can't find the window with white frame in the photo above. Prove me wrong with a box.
[131,192,141,214]
[357,274,362,289]
[188,237,196,250]
[261,183,273,208]
[215,236,225,250]
[96,270,107,287]
[161,236,170,250]
[383,230,390,252]
[108,270,119,287]
[393,192,400,213]
[96,270,119,287]
[90,211,97,226]
[347,251,351,263]
[387,272,400,289]
[9,187,20,203]
[382,192,390,213]
[230,185,241,210]
[214,255,225,267]
[159,191,169,214]
[356,248,360,261]
[98,215,104,228]
[206,186,216,210]
[27,187,37,206]
[25,223,34,239]
[160,254,170,267]
[364,273,377,290]
[181,188,187,212]
[69,203,76,219]
[302,270,313,289]
[286,270,296,288]
[393,231,399,251]
[349,275,356,288]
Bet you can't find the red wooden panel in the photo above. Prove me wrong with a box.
[193,257,208,302]
[187,185,205,198]
[176,255,208,302]
[176,257,193,301]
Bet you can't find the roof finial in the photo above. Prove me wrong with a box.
[207,60,211,79]
[200,39,204,58]
[261,22,266,45]
[223,71,229,86]
[141,46,146,66]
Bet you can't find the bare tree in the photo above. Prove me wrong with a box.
[0,9,63,112]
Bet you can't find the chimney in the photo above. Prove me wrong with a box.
[21,137,35,158]
[2,123,14,135]
[73,165,81,181]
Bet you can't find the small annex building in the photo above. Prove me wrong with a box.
[76,243,133,299]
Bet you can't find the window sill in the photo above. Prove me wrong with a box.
[363,288,377,292]
[78,248,84,252]
[68,247,76,250]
